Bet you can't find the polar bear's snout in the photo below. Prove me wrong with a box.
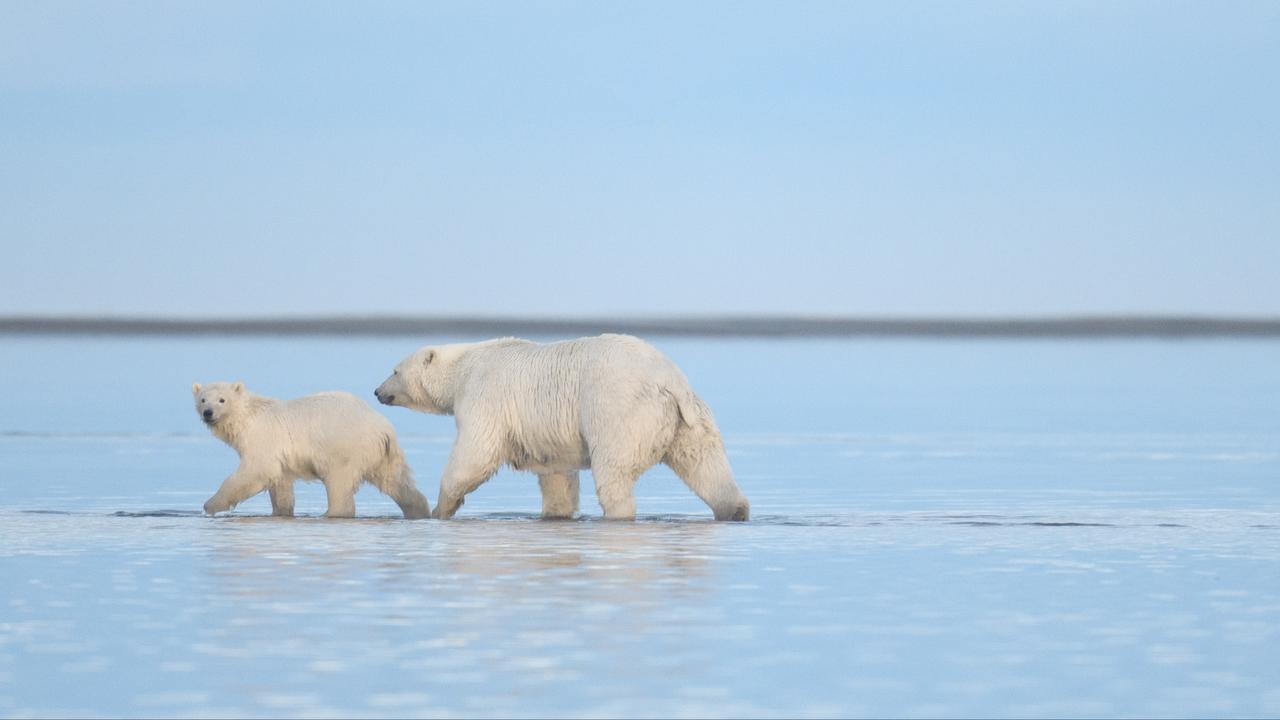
[374,371,405,406]
[193,380,244,427]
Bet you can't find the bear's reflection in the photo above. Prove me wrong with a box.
[200,514,723,609]
[193,516,730,704]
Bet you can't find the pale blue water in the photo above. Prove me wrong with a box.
[1,337,1278,718]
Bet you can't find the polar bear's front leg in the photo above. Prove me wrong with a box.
[434,440,500,520]
[203,467,271,515]
[538,471,580,519]
[268,482,295,517]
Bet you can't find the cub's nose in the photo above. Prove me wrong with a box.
[202,409,213,420]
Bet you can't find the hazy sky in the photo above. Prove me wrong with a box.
[2,1,1277,317]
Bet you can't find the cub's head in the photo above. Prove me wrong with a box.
[375,346,455,415]
[191,381,246,427]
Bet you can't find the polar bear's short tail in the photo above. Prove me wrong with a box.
[370,433,431,520]
[663,390,750,521]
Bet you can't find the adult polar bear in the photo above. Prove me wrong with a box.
[374,334,750,521]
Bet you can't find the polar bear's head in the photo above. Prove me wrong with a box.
[374,345,460,416]
[191,381,247,427]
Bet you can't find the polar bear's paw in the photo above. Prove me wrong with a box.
[715,497,750,522]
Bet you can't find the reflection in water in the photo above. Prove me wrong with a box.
[188,515,733,716]
[204,515,720,594]
[2,507,1280,717]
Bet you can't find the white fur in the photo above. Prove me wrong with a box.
[193,381,430,519]
[374,334,750,521]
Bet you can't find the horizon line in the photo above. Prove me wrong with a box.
[2,314,1279,338]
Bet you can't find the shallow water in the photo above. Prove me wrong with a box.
[2,338,1279,718]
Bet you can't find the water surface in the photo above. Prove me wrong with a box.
[1,338,1278,718]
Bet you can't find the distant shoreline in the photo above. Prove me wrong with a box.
[2,315,1279,338]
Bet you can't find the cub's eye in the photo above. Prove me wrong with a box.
[393,369,399,375]
[200,399,205,403]
[219,399,225,404]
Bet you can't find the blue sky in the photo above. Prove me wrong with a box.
[1,1,1277,317]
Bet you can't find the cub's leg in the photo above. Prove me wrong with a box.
[384,475,431,520]
[323,467,361,518]
[204,465,273,515]
[538,471,580,519]
[367,454,431,519]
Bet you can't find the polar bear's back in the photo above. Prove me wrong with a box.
[278,391,390,433]
[454,335,695,473]
[253,391,394,463]
[471,334,689,398]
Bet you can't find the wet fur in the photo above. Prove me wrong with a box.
[375,334,749,521]
[193,382,429,519]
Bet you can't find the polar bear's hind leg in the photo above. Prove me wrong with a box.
[384,467,431,519]
[667,447,749,521]
[663,396,750,521]
[323,467,360,518]
[591,463,641,520]
[366,437,431,519]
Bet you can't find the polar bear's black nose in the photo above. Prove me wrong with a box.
[203,409,213,420]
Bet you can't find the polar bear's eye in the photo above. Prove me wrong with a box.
[219,399,225,404]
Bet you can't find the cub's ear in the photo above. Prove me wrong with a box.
[192,383,202,396]
[232,381,245,394]
[423,349,436,366]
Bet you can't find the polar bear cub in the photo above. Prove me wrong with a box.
[193,381,430,519]
[374,334,749,521]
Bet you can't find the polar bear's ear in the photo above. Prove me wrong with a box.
[423,350,436,366]
[192,383,202,396]
[232,381,245,394]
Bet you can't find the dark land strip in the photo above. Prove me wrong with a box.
[2,315,1279,338]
